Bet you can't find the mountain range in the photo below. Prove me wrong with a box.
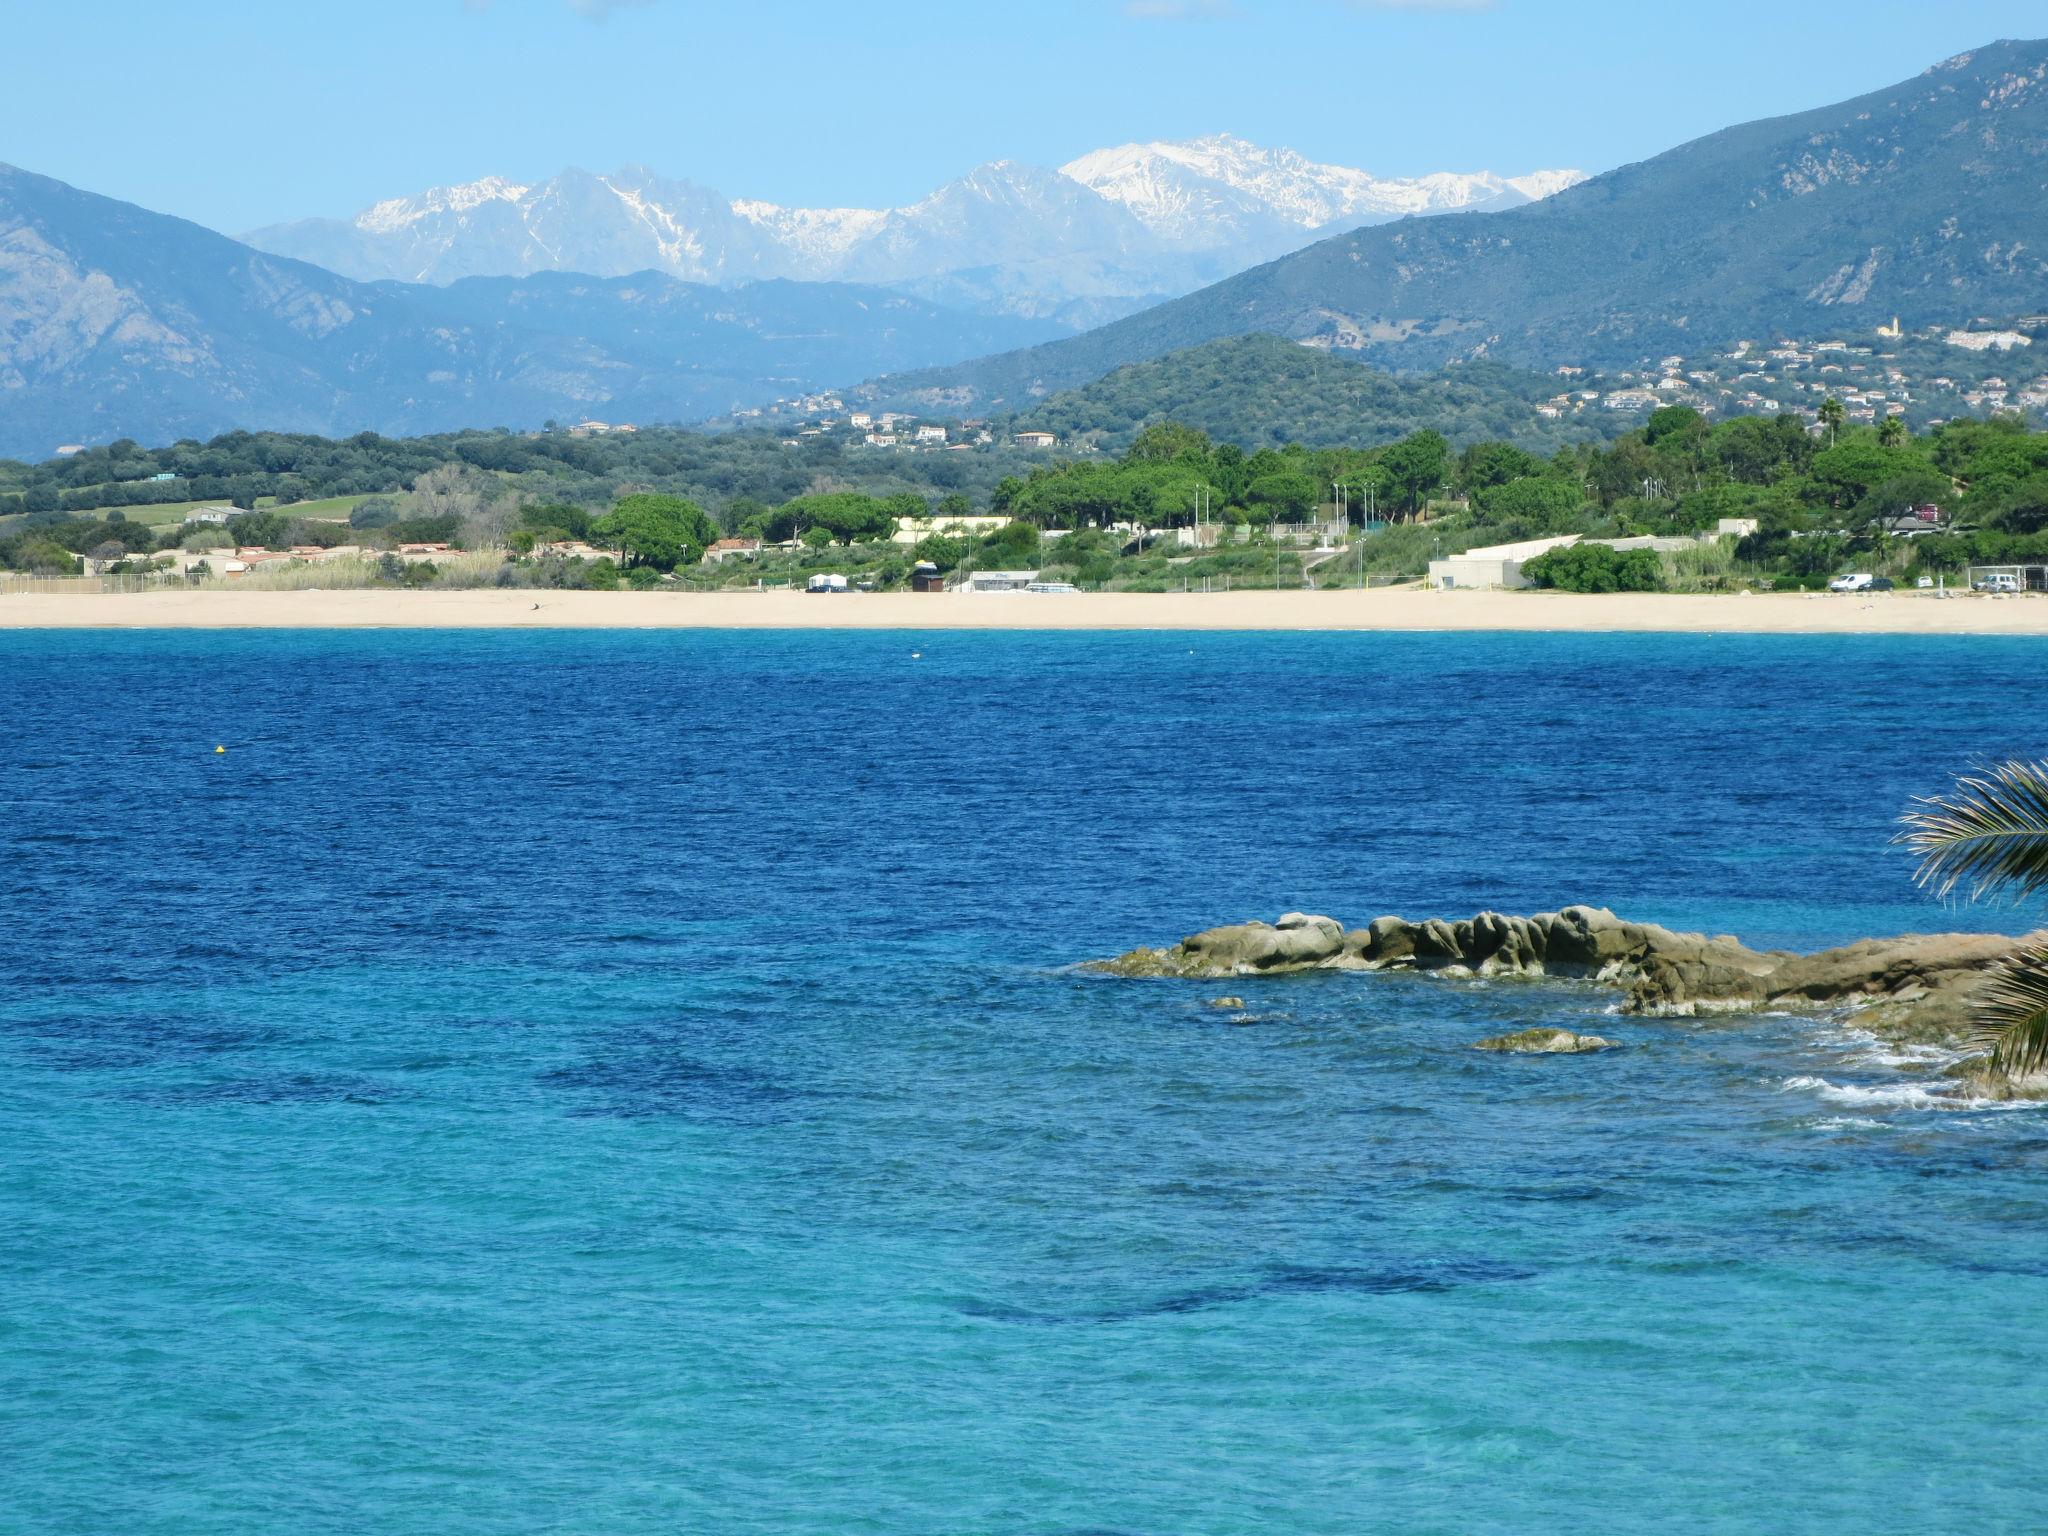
[0,162,1058,460]
[242,136,1584,328]
[872,40,2048,413]
[5,41,2046,461]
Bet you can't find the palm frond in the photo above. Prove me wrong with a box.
[1968,943,2048,1079]
[1898,760,2048,902]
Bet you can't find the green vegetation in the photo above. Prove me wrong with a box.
[9,399,2048,595]
[1522,543,1663,593]
[1001,336,1625,455]
[1901,762,2048,1079]
[0,423,1052,538]
[590,494,718,571]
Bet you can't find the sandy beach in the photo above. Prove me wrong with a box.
[2,587,2046,633]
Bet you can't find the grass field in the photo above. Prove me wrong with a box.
[4,494,370,532]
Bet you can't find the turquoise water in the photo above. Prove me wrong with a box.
[3,630,2046,1534]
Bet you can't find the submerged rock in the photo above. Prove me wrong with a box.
[1087,905,2046,1048]
[1206,996,1247,1010]
[1472,1028,1616,1054]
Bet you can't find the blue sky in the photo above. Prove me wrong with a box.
[5,0,2044,233]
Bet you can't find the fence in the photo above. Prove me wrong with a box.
[0,574,176,596]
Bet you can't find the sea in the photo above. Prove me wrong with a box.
[3,629,2045,1535]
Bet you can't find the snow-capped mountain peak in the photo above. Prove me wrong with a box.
[357,175,531,234]
[245,135,1587,325]
[1060,133,1584,242]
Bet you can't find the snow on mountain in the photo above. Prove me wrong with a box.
[1505,169,1587,201]
[1061,133,1585,244]
[243,137,1585,330]
[730,200,887,270]
[357,176,531,234]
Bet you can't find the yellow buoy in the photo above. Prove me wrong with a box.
[215,745,226,754]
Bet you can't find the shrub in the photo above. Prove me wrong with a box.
[1522,542,1663,593]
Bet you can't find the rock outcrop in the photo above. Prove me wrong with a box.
[1087,905,2044,1043]
[1472,1028,1616,1054]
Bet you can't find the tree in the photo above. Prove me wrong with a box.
[1991,472,2048,535]
[1877,414,1907,449]
[408,465,494,546]
[1378,430,1450,515]
[911,534,966,571]
[982,520,1040,565]
[518,502,592,540]
[1900,762,2048,1076]
[723,496,773,536]
[771,492,900,544]
[1457,441,1542,496]
[1818,396,1845,446]
[1245,471,1319,522]
[1644,405,1708,453]
[591,493,717,571]
[1126,421,1212,464]
[1852,467,1949,541]
[1808,439,1924,510]
[1480,476,1585,534]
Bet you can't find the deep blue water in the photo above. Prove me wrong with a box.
[3,629,2047,1535]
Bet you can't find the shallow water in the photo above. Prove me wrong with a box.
[3,630,2046,1534]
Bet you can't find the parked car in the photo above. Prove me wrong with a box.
[1975,573,2022,593]
[1827,573,1874,592]
[1868,577,1895,591]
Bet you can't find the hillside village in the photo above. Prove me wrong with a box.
[1524,320,2048,430]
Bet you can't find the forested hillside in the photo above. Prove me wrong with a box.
[1001,336,1618,454]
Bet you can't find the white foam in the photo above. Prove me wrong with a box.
[1813,1024,1963,1072]
[1780,1074,2040,1114]
[1782,1074,1952,1109]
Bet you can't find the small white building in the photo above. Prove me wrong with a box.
[914,425,948,444]
[1428,536,1581,591]
[960,569,1039,593]
[182,507,236,526]
[1013,431,1057,449]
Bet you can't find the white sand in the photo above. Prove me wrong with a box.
[2,587,2046,633]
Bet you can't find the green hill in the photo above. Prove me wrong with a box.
[1001,335,1618,453]
[870,39,2048,412]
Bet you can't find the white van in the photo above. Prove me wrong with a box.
[1827,573,1874,593]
